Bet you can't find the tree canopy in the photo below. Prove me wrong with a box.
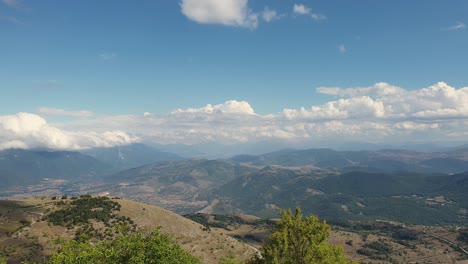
[47,229,199,264]
[250,207,353,264]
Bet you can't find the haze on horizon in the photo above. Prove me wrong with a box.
[1,0,467,151]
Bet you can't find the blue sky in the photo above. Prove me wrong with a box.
[1,0,468,150]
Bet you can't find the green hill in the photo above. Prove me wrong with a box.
[90,159,254,213]
[210,169,468,225]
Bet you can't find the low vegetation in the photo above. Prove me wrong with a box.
[45,195,137,242]
[3,196,466,263]
[46,230,200,264]
[248,207,353,264]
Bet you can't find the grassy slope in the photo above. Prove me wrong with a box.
[116,199,257,263]
[0,198,257,264]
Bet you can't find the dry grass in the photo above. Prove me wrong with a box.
[2,197,465,264]
[0,197,258,264]
[116,199,257,263]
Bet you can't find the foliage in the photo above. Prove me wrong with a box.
[48,229,199,264]
[184,213,275,231]
[249,207,353,264]
[45,196,136,241]
[357,241,393,261]
[0,256,7,264]
[46,195,122,226]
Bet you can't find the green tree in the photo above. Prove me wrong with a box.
[250,207,354,264]
[48,229,199,264]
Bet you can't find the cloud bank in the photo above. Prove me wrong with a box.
[1,82,468,150]
[0,113,139,150]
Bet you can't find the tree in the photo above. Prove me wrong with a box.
[48,229,199,264]
[250,207,354,264]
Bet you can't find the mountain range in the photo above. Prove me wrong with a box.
[0,144,467,225]
[83,143,183,170]
[0,149,112,190]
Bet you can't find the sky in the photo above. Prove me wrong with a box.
[1,0,468,151]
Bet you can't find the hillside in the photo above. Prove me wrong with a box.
[231,148,468,174]
[89,159,254,213]
[1,147,467,227]
[209,170,468,225]
[0,149,112,191]
[0,196,257,264]
[185,213,468,264]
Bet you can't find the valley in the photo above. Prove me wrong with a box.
[0,144,467,263]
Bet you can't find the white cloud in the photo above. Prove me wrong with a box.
[261,7,282,23]
[338,44,346,54]
[37,107,95,117]
[3,83,468,149]
[283,96,386,120]
[172,100,255,115]
[293,4,310,15]
[316,82,468,120]
[180,0,258,29]
[447,22,465,30]
[99,53,117,60]
[317,82,405,98]
[293,4,326,21]
[56,84,468,146]
[0,113,139,150]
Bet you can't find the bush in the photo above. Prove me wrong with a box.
[48,229,199,264]
[249,207,354,264]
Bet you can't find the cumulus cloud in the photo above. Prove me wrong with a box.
[283,96,386,120]
[293,4,326,21]
[172,100,255,115]
[180,0,258,29]
[55,84,468,147]
[37,107,95,117]
[3,84,468,149]
[313,82,468,120]
[293,4,310,15]
[0,113,139,150]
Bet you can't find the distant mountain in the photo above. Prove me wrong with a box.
[0,149,112,190]
[90,159,254,213]
[210,169,468,225]
[210,166,337,216]
[231,148,468,174]
[83,143,182,170]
